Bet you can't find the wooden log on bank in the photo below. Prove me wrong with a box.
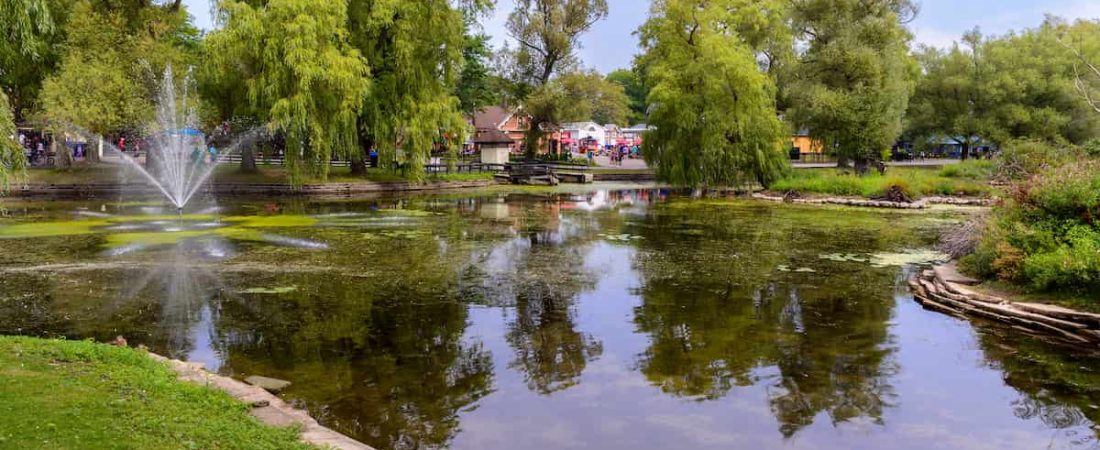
[908,262,1100,345]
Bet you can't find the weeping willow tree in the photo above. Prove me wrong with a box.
[206,0,369,185]
[638,0,790,188]
[0,0,53,189]
[349,0,486,180]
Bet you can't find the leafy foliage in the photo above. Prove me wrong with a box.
[638,0,790,188]
[456,28,498,116]
[0,0,54,187]
[787,0,915,171]
[504,0,608,157]
[0,92,27,188]
[964,159,1100,294]
[606,69,649,124]
[909,20,1100,150]
[205,0,369,185]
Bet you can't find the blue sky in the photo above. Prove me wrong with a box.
[184,0,1100,74]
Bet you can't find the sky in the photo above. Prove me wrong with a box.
[184,0,1100,74]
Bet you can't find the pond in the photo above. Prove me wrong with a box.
[2,184,1100,450]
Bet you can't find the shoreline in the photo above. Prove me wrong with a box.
[147,352,373,450]
[752,192,995,209]
[6,179,502,199]
[908,262,1100,345]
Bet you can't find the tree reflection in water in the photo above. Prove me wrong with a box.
[210,238,494,450]
[975,322,1100,445]
[630,200,900,437]
[471,196,605,395]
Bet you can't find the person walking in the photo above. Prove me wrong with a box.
[207,145,218,165]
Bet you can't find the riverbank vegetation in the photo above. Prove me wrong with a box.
[0,336,312,449]
[771,163,994,199]
[960,143,1100,296]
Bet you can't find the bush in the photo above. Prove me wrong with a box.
[996,139,1078,181]
[963,160,1100,294]
[1084,139,1100,158]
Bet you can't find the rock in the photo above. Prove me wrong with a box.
[251,400,271,408]
[107,336,128,347]
[245,375,292,393]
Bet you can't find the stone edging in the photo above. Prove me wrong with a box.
[9,179,500,198]
[146,353,374,450]
[908,263,1100,344]
[752,193,994,209]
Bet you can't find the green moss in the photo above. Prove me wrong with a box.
[225,215,319,228]
[0,336,314,449]
[0,220,110,238]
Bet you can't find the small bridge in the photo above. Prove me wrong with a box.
[499,162,594,185]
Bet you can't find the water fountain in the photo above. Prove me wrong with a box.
[63,66,263,211]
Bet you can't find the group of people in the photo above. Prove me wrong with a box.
[607,145,640,166]
[190,143,219,167]
[17,131,50,164]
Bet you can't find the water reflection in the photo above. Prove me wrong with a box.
[5,188,1100,449]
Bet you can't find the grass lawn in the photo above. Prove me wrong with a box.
[771,161,996,199]
[0,336,313,450]
[20,164,495,186]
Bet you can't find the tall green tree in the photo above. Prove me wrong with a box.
[205,0,369,185]
[456,23,498,117]
[0,0,54,187]
[788,0,916,173]
[979,22,1099,145]
[637,0,790,188]
[505,0,608,157]
[558,70,629,125]
[907,30,988,160]
[38,0,200,165]
[907,20,1100,150]
[606,69,648,124]
[346,0,484,178]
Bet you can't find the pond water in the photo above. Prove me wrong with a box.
[2,184,1100,450]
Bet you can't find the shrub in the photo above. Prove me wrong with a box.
[1022,226,1100,291]
[996,139,1077,181]
[1084,139,1100,158]
[963,160,1100,294]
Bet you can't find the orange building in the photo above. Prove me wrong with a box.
[791,129,824,155]
[472,106,561,155]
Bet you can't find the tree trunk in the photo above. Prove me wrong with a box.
[352,134,373,175]
[87,137,102,164]
[853,156,870,176]
[836,154,850,169]
[52,139,73,170]
[960,141,971,161]
[239,144,258,173]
